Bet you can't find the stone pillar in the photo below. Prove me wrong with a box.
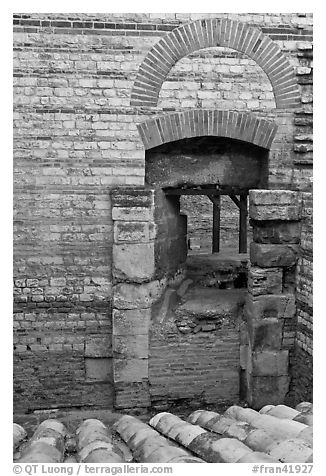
[243,190,302,409]
[111,187,163,411]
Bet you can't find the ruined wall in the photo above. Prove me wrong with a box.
[13,13,312,412]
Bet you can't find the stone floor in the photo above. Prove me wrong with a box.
[13,402,312,463]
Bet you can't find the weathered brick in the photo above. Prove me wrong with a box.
[111,188,154,208]
[50,277,66,287]
[26,279,39,287]
[248,266,283,296]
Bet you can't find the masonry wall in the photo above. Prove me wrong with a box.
[13,13,312,412]
[289,192,313,403]
[150,324,240,409]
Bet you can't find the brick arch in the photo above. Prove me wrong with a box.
[131,18,300,109]
[137,110,278,150]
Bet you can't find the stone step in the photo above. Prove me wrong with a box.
[186,252,248,288]
[175,287,246,323]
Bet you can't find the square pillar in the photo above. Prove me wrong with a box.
[111,187,157,410]
[243,190,302,409]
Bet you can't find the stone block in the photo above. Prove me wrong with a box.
[249,204,301,221]
[26,279,39,287]
[252,221,301,244]
[85,336,112,358]
[114,221,156,243]
[50,277,66,286]
[245,294,296,320]
[250,190,301,206]
[249,350,288,376]
[15,279,26,287]
[111,188,154,208]
[113,280,166,310]
[248,266,282,296]
[250,243,299,267]
[248,318,283,350]
[113,243,155,282]
[85,358,112,382]
[112,309,151,336]
[249,190,301,221]
[113,335,149,359]
[247,375,290,409]
[113,358,148,383]
[112,207,154,222]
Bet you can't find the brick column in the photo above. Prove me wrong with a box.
[111,187,164,411]
[243,190,302,409]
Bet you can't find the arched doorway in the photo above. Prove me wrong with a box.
[142,116,273,411]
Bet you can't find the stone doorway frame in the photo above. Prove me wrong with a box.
[111,187,302,411]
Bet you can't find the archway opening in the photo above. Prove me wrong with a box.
[146,135,269,411]
[146,135,268,257]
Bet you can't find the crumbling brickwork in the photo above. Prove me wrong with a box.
[13,13,312,412]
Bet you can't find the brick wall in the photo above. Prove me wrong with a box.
[13,13,312,412]
[289,192,313,404]
[150,325,240,409]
